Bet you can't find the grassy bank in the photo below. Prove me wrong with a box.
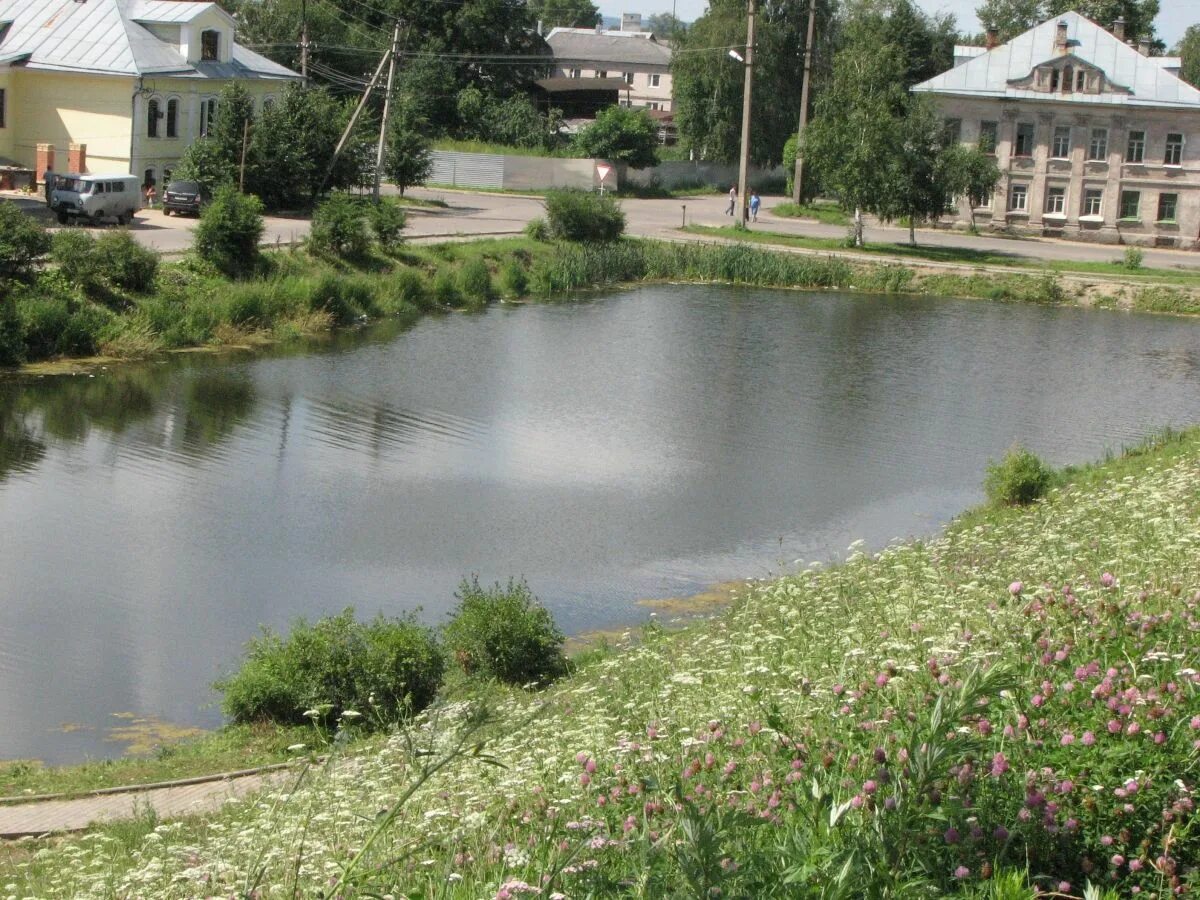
[5,428,1200,897]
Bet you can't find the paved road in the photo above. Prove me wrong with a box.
[8,187,1200,270]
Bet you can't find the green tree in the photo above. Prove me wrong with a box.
[977,0,1160,44]
[194,185,265,276]
[572,106,660,168]
[384,110,433,196]
[936,144,1001,230]
[646,12,688,43]
[1174,24,1200,88]
[0,202,50,287]
[529,0,600,28]
[876,95,952,245]
[174,83,255,190]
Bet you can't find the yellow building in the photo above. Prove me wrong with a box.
[0,0,301,189]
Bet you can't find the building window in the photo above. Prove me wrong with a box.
[1087,128,1108,161]
[1082,188,1103,217]
[201,29,220,61]
[624,72,634,85]
[166,98,178,138]
[596,70,607,78]
[1045,186,1066,214]
[1008,183,1028,212]
[1051,126,1071,159]
[144,168,156,189]
[200,98,217,136]
[1014,122,1035,157]
[0,88,6,128]
[569,68,580,79]
[978,120,997,154]
[1063,65,1073,92]
[1157,193,1178,222]
[1049,68,1060,91]
[1076,70,1086,91]
[1120,190,1140,219]
[1164,133,1183,166]
[1126,130,1145,163]
[650,73,660,87]
[648,102,660,111]
[147,97,160,138]
[944,118,962,143]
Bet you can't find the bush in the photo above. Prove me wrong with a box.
[443,577,567,686]
[309,272,371,324]
[0,300,23,365]
[51,230,100,294]
[984,445,1054,506]
[0,201,50,285]
[93,231,158,293]
[456,257,494,305]
[432,267,459,306]
[368,198,408,250]
[215,608,445,727]
[524,218,549,241]
[309,194,370,259]
[195,186,264,277]
[544,190,625,242]
[1123,245,1144,271]
[499,258,528,298]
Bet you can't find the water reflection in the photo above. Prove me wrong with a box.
[1,285,1198,764]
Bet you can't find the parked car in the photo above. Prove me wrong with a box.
[50,174,141,226]
[162,180,209,217]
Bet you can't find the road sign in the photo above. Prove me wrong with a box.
[596,163,612,182]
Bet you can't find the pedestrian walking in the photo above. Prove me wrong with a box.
[749,191,761,222]
[43,165,54,206]
[726,184,737,216]
[145,182,157,209]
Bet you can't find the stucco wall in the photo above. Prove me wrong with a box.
[10,70,133,174]
[0,72,14,162]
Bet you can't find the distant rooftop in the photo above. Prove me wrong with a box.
[546,27,672,67]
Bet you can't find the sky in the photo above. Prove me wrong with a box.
[596,0,1195,48]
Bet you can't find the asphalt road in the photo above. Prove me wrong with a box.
[7,187,1200,271]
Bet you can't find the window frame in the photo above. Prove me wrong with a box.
[1126,130,1145,164]
[1087,127,1108,162]
[200,97,217,137]
[569,68,581,79]
[1051,125,1071,159]
[623,71,634,85]
[978,120,998,154]
[1157,192,1178,223]
[1008,182,1029,212]
[1044,185,1066,215]
[1014,121,1035,158]
[1164,133,1184,166]
[147,96,161,138]
[200,29,220,62]
[1119,190,1140,220]
[1082,188,1103,218]
[596,70,607,78]
[650,73,661,87]
[166,97,179,139]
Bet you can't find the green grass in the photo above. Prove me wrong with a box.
[769,201,852,226]
[6,428,1199,897]
[684,224,1200,286]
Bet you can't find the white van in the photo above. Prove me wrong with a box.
[50,174,141,226]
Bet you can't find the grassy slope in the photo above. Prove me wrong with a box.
[7,429,1199,898]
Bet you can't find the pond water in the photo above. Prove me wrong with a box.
[2,285,1199,764]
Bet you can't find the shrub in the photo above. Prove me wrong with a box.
[1123,245,1144,271]
[524,218,549,241]
[215,608,445,727]
[368,198,407,250]
[432,267,459,306]
[984,445,1054,506]
[195,185,264,277]
[456,257,494,305]
[0,201,50,285]
[51,230,100,293]
[309,272,371,325]
[93,231,158,293]
[384,267,430,312]
[0,300,22,365]
[544,190,625,242]
[443,577,567,686]
[309,194,370,259]
[499,258,528,298]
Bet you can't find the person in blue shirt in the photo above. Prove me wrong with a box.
[749,191,761,222]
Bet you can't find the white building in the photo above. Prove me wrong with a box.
[545,26,673,113]
[914,11,1200,249]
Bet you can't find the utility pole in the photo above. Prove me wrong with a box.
[318,43,391,193]
[239,117,250,191]
[735,0,755,227]
[300,0,310,84]
[373,22,403,202]
[792,0,817,203]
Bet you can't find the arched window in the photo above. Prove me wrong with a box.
[147,97,161,137]
[200,97,217,137]
[166,98,179,138]
[1063,66,1073,92]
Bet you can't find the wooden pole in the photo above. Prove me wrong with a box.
[239,117,249,192]
[792,0,818,203]
[373,22,403,203]
[735,0,755,227]
[300,0,309,84]
[318,45,390,194]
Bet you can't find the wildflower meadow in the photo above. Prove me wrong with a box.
[4,431,1199,898]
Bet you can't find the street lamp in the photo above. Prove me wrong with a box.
[728,49,744,62]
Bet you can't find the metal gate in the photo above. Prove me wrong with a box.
[427,151,505,189]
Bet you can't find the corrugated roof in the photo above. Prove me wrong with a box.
[0,0,298,79]
[915,11,1200,109]
[546,28,671,67]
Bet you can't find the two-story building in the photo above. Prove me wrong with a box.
[914,12,1200,249]
[545,26,673,113]
[0,0,300,190]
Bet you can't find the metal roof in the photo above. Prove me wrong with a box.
[0,0,298,79]
[915,11,1200,109]
[546,28,672,68]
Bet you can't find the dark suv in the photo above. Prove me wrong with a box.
[162,180,208,217]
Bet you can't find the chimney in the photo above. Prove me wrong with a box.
[1138,37,1151,56]
[1112,16,1125,41]
[1056,20,1069,53]
[985,27,998,49]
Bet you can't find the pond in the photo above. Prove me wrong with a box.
[2,285,1199,764]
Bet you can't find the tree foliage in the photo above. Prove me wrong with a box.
[384,110,434,196]
[528,0,599,29]
[455,87,563,150]
[936,144,1002,230]
[977,0,1161,44]
[572,106,660,168]
[1175,24,1200,88]
[195,185,265,276]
